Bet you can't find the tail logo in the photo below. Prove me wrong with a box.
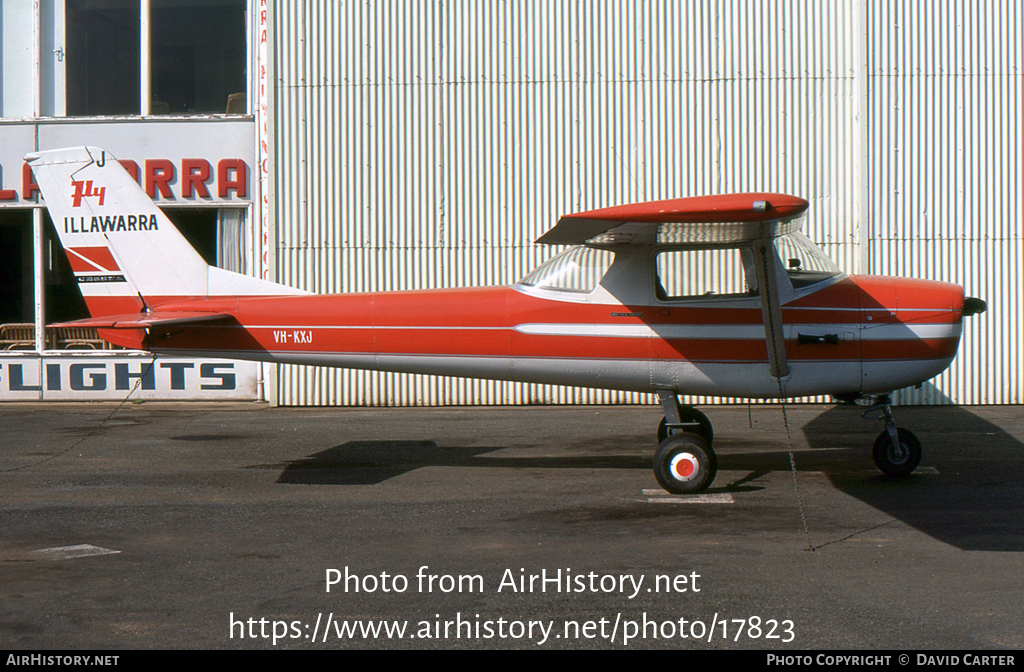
[66,247,121,273]
[65,246,127,284]
[63,215,159,233]
[71,180,106,207]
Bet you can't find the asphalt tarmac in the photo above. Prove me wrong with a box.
[1,402,1022,650]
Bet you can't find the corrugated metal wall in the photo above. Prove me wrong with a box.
[867,2,1022,405]
[268,0,1021,406]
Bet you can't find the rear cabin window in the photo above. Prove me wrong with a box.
[655,247,756,300]
[518,246,616,293]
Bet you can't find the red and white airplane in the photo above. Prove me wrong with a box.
[29,146,986,493]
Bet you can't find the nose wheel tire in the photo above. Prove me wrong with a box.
[653,434,717,494]
[657,407,714,445]
[872,427,922,476]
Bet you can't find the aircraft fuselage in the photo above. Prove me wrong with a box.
[133,273,964,400]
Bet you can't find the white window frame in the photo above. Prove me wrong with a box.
[8,0,253,119]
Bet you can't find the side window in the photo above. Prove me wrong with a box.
[518,246,616,294]
[654,248,756,300]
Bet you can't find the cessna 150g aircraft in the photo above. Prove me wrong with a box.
[29,146,986,494]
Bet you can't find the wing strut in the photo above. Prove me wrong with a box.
[752,238,789,379]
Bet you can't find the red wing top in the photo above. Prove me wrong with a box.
[537,193,810,246]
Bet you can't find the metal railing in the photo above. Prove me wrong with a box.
[0,324,122,351]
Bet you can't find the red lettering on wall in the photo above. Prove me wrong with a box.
[119,159,141,184]
[22,163,38,200]
[0,166,16,200]
[3,158,249,202]
[181,159,212,198]
[218,159,247,198]
[145,159,176,199]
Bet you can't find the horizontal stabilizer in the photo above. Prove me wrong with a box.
[49,311,233,330]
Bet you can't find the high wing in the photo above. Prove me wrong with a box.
[536,193,810,246]
[538,192,809,379]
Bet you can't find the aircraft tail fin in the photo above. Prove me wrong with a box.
[27,146,303,318]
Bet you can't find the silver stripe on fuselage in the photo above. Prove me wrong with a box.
[156,349,953,398]
[512,322,960,340]
[228,322,958,341]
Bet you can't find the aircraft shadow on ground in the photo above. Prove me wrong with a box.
[275,441,651,486]
[720,397,1024,553]
[802,402,1024,553]
[275,401,1022,552]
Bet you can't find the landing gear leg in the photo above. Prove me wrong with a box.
[862,394,922,476]
[654,391,717,493]
[656,390,714,445]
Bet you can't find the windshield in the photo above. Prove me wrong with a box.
[775,232,843,288]
[518,246,616,293]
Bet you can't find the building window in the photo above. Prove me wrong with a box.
[66,0,141,116]
[18,0,249,118]
[163,207,251,273]
[151,0,248,115]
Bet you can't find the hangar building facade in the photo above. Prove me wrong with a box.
[0,1,1019,406]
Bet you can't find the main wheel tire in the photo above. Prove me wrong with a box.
[653,434,717,494]
[657,407,714,445]
[872,427,922,477]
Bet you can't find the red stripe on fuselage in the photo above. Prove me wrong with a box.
[861,338,960,361]
[91,275,963,370]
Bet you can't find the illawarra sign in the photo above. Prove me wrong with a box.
[0,157,249,203]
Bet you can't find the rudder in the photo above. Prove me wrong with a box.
[27,146,301,317]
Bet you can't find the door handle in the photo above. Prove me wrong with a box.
[797,333,840,345]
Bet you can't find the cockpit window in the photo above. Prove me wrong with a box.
[518,246,616,293]
[655,247,756,300]
[775,232,843,287]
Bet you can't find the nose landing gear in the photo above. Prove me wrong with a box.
[862,394,922,476]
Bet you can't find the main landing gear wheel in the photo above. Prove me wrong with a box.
[657,407,714,445]
[653,434,718,494]
[872,427,922,477]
